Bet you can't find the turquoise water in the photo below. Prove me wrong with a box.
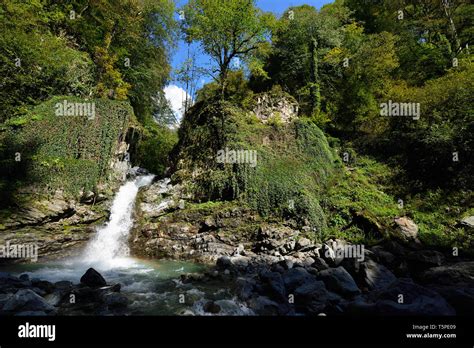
[0,257,251,315]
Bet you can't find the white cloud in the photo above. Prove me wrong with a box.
[164,85,192,122]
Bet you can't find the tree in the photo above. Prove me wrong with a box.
[182,0,274,96]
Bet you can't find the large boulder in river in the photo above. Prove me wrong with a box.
[80,268,106,287]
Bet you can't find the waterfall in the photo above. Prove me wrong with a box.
[81,174,155,269]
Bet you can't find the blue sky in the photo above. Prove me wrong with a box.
[165,0,333,120]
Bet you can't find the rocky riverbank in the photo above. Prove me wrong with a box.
[0,268,128,316]
[130,178,474,316]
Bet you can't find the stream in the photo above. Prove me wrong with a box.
[0,175,251,315]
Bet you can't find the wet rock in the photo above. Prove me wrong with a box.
[179,309,195,316]
[44,292,63,307]
[203,300,221,314]
[31,280,54,294]
[80,268,107,287]
[54,281,73,290]
[248,296,283,315]
[102,292,128,308]
[19,274,30,282]
[318,267,360,297]
[3,289,55,313]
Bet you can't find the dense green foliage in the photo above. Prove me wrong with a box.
[0,97,134,207]
[0,0,179,203]
[173,0,473,248]
[173,99,337,235]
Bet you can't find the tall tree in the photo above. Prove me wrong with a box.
[182,0,274,96]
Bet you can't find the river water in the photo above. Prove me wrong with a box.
[1,175,251,315]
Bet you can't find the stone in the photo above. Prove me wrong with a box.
[393,217,419,242]
[3,289,55,313]
[102,293,128,308]
[260,271,286,301]
[80,268,107,287]
[31,280,54,294]
[420,262,474,286]
[294,280,330,314]
[434,286,474,315]
[406,250,445,272]
[248,296,283,316]
[459,216,474,229]
[296,238,312,250]
[282,268,315,292]
[370,246,396,268]
[19,274,30,282]
[367,279,455,315]
[360,259,397,290]
[203,300,221,314]
[216,256,232,270]
[312,258,330,271]
[318,267,360,297]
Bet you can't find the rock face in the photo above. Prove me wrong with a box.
[253,92,299,124]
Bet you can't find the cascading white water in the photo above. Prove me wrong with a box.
[81,174,155,269]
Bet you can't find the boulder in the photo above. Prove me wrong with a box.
[3,289,55,313]
[360,260,397,290]
[80,268,107,287]
[102,292,129,308]
[434,286,474,315]
[393,217,419,243]
[248,296,285,316]
[294,280,330,314]
[367,279,455,315]
[203,300,221,314]
[318,267,360,297]
[406,250,445,272]
[420,262,474,286]
[260,271,286,301]
[459,216,474,229]
[282,268,315,292]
